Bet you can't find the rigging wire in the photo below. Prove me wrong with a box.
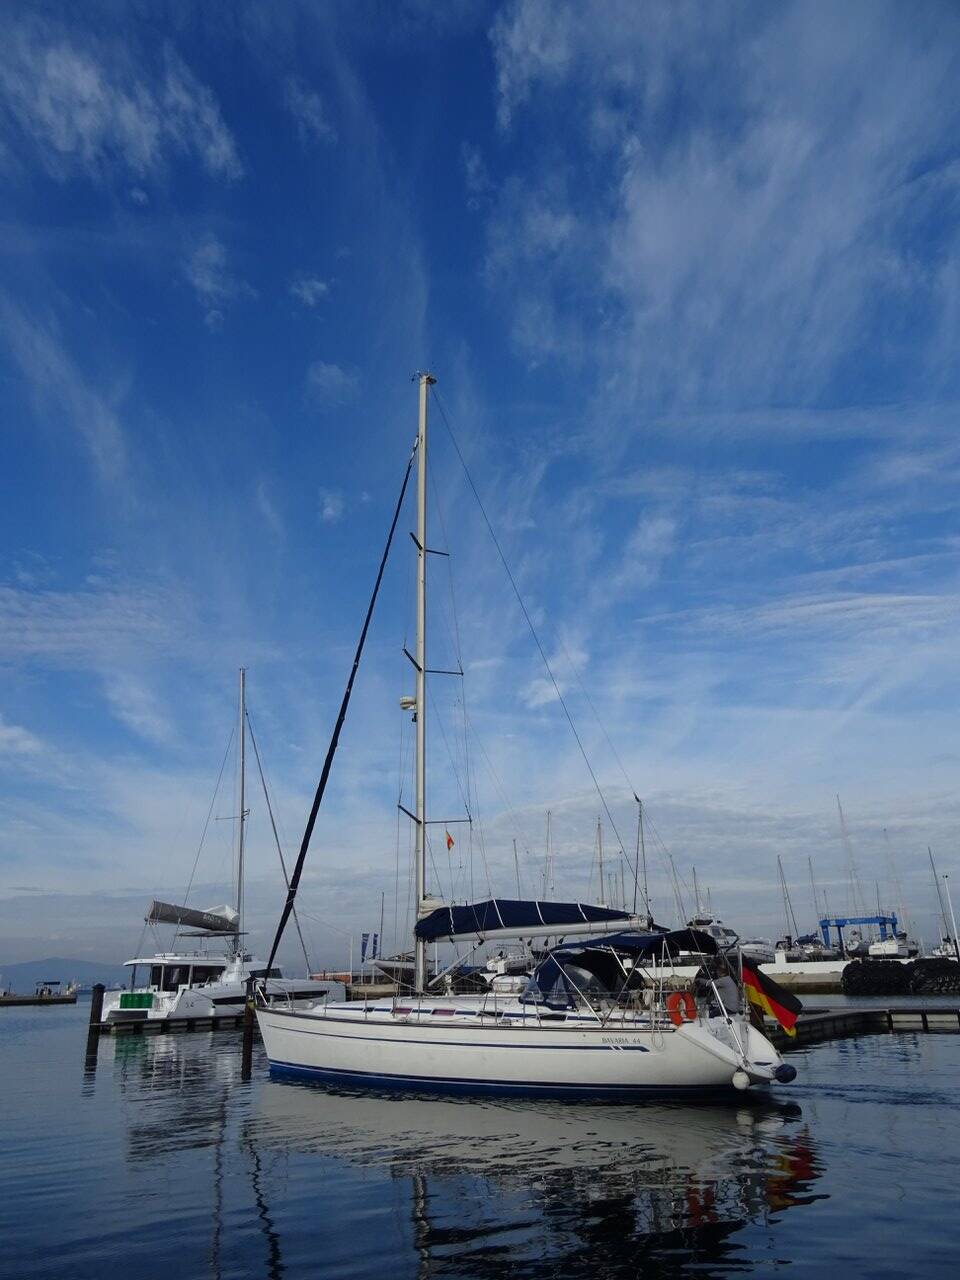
[265,440,417,974]
[432,389,633,879]
[175,727,235,949]
[548,628,652,916]
[423,681,494,900]
[467,748,494,898]
[427,446,486,902]
[393,705,407,959]
[245,707,312,972]
[426,681,472,820]
[461,707,538,874]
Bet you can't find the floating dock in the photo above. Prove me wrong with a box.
[766,1005,960,1049]
[1,992,77,1007]
[91,1013,249,1036]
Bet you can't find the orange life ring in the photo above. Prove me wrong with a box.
[666,991,697,1026]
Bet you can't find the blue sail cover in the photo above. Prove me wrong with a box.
[550,928,719,957]
[414,898,633,942]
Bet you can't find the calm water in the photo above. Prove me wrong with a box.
[1,1001,957,1279]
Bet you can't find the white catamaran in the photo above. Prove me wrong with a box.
[256,374,796,1097]
[103,670,327,1026]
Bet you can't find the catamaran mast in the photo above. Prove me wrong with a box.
[929,847,951,942]
[237,666,246,958]
[413,373,434,993]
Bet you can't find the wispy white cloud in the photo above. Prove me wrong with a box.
[101,672,173,746]
[522,634,587,708]
[318,488,345,524]
[255,479,284,539]
[613,514,677,593]
[0,295,127,485]
[284,76,337,146]
[0,578,184,666]
[307,359,357,405]
[490,0,573,129]
[486,0,960,413]
[290,274,329,307]
[11,551,56,590]
[461,141,492,209]
[0,25,243,183]
[0,715,43,757]
[183,234,255,328]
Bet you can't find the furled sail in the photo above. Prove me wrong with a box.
[145,900,239,934]
[414,898,638,943]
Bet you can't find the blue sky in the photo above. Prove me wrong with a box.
[2,1,960,967]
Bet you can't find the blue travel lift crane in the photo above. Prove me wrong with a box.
[819,914,898,956]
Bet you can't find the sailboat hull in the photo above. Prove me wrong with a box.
[257,1000,785,1099]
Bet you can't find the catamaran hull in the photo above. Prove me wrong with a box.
[256,1005,785,1099]
[102,982,326,1024]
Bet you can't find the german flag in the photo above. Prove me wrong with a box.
[741,958,802,1036]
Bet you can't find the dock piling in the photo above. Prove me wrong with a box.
[88,983,105,1028]
[84,983,105,1067]
[241,977,255,1080]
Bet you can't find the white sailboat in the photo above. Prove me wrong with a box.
[103,670,327,1025]
[256,374,796,1097]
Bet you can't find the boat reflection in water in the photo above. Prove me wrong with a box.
[253,1080,825,1278]
[100,1033,823,1278]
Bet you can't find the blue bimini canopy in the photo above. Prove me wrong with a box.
[414,898,636,943]
[520,929,719,1008]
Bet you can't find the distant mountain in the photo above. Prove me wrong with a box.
[0,957,127,991]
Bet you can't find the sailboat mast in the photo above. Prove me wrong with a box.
[413,373,434,993]
[597,818,605,904]
[943,874,960,964]
[237,666,246,958]
[929,847,950,940]
[542,810,552,898]
[808,856,820,926]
